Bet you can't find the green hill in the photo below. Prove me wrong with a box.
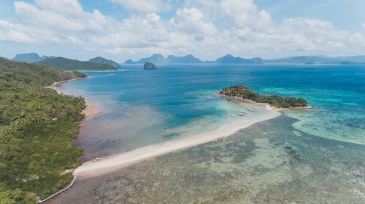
[89,57,121,68]
[35,57,117,71]
[0,57,87,203]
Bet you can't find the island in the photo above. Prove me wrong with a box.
[220,85,309,108]
[144,62,157,69]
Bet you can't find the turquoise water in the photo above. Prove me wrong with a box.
[55,64,365,160]
[49,64,365,204]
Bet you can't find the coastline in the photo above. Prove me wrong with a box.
[79,102,102,132]
[48,77,102,130]
[46,77,90,94]
[220,94,314,110]
[74,104,281,178]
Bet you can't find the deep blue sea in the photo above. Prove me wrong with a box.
[55,64,365,160]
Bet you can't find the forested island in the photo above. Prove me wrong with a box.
[35,57,117,71]
[220,86,308,108]
[0,57,87,203]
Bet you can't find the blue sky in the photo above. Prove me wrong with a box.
[0,0,364,62]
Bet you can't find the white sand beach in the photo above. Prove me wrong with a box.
[74,105,280,178]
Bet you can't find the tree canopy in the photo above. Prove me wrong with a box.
[220,85,308,108]
[0,57,87,203]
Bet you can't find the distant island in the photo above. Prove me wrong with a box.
[126,54,204,64]
[9,52,365,66]
[144,62,157,69]
[35,57,117,71]
[13,52,54,63]
[125,54,263,64]
[124,53,365,65]
[220,86,309,108]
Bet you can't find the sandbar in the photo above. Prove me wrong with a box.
[74,105,280,179]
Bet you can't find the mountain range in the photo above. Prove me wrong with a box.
[126,54,365,65]
[9,52,365,66]
[125,54,204,64]
[13,53,54,63]
[125,54,264,64]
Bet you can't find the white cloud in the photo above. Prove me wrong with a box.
[362,23,365,29]
[14,1,113,32]
[0,0,364,59]
[110,0,170,13]
[170,8,218,36]
[34,0,83,15]
[0,20,59,44]
[220,0,257,28]
[349,33,365,45]
[231,17,351,55]
[147,13,161,22]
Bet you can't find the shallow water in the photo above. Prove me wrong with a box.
[55,64,365,160]
[49,64,365,203]
[48,115,365,204]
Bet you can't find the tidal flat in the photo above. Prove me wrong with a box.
[48,114,365,204]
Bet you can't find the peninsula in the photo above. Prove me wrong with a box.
[35,57,117,71]
[220,86,308,108]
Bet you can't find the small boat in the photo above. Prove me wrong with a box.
[109,74,114,76]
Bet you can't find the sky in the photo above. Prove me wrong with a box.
[0,0,365,62]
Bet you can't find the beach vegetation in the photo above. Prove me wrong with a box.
[220,86,308,108]
[0,57,86,203]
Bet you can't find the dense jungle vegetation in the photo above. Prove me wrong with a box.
[0,57,87,203]
[35,57,117,71]
[220,85,308,108]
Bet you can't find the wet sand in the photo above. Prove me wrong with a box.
[74,105,280,178]
[79,102,102,132]
[82,102,102,119]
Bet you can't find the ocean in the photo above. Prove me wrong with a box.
[51,64,365,203]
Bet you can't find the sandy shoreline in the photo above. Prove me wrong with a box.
[74,105,281,178]
[49,79,280,179]
[82,102,102,119]
[220,94,314,110]
[48,79,102,130]
[78,102,102,132]
[46,77,86,93]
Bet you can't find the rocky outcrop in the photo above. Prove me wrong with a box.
[144,62,157,69]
